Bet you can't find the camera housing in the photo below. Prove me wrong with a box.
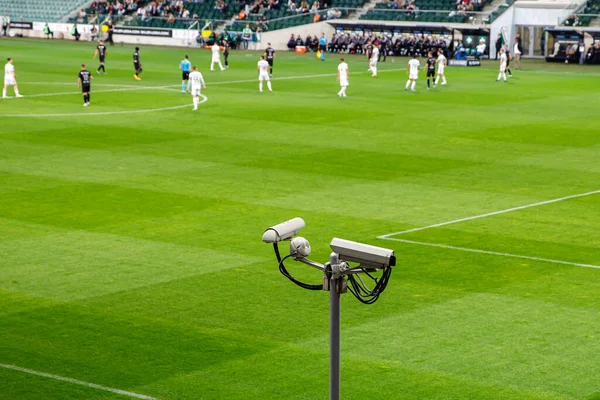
[262,217,305,243]
[330,238,396,270]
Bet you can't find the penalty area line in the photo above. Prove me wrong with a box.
[0,95,207,117]
[379,237,600,270]
[0,363,159,400]
[0,85,176,100]
[377,189,600,239]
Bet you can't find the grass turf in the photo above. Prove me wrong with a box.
[1,38,600,400]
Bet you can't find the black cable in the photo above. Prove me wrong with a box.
[274,243,323,291]
[347,267,392,304]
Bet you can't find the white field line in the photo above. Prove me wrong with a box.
[0,85,175,100]
[381,238,600,270]
[0,363,159,400]
[23,68,406,91]
[378,189,600,239]
[21,82,143,88]
[201,67,406,86]
[0,94,207,117]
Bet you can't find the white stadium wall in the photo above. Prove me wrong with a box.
[254,21,336,50]
[9,21,334,50]
[489,1,576,59]
[12,22,209,48]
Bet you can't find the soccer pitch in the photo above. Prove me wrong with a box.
[1,38,600,399]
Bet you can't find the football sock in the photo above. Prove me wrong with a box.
[434,77,439,85]
[14,88,19,96]
[427,79,430,88]
[270,67,273,75]
[411,81,416,90]
[259,82,263,92]
[87,93,90,102]
[497,73,502,81]
[182,83,186,91]
[83,95,86,103]
[2,88,6,97]
[267,81,272,91]
[193,97,198,107]
[321,52,325,60]
[442,78,447,84]
[405,80,410,89]
[372,66,377,75]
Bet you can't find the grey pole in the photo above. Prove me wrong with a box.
[329,253,341,400]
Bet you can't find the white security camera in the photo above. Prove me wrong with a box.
[290,237,311,259]
[330,238,396,269]
[262,217,305,243]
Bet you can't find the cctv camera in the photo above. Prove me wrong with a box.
[262,217,305,243]
[330,238,395,269]
[290,236,311,259]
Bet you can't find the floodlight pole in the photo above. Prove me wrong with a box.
[329,252,342,400]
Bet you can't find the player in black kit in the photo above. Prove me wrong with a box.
[78,64,93,107]
[223,39,230,69]
[426,51,435,89]
[133,47,143,80]
[264,43,275,76]
[93,40,107,75]
[365,41,374,60]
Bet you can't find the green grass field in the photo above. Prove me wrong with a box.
[1,37,600,400]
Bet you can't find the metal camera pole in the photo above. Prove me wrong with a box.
[262,218,395,400]
[328,252,342,400]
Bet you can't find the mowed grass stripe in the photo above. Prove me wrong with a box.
[1,38,599,399]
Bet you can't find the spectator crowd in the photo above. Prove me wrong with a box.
[236,0,342,32]
[287,31,451,59]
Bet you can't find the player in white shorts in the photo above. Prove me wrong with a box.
[3,58,23,99]
[337,57,349,98]
[369,45,379,77]
[497,48,507,82]
[434,49,447,86]
[257,55,272,92]
[186,66,206,111]
[210,43,225,71]
[404,54,420,92]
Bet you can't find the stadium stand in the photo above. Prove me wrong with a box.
[486,0,515,22]
[563,0,600,26]
[360,0,491,23]
[1,0,89,22]
[227,0,363,32]
[123,0,243,29]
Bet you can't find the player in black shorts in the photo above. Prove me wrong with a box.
[264,43,275,76]
[133,47,143,80]
[78,64,93,107]
[93,40,107,75]
[365,41,374,61]
[426,51,435,89]
[223,39,230,69]
[504,45,513,77]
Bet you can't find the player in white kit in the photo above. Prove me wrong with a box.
[257,55,272,92]
[404,55,420,92]
[497,48,507,82]
[369,45,379,77]
[434,49,447,86]
[186,66,206,111]
[3,58,23,99]
[337,58,349,98]
[210,43,225,71]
